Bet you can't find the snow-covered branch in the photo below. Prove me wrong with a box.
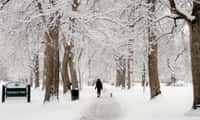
[168,0,195,22]
[0,0,11,10]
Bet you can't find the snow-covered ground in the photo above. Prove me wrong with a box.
[0,83,199,120]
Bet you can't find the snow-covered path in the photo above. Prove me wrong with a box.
[0,83,200,120]
[80,97,122,120]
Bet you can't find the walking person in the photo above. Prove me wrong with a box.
[95,78,103,98]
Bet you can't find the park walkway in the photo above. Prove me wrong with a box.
[80,89,122,120]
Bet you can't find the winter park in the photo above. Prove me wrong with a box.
[1,0,200,120]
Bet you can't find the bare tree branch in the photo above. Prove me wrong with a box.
[155,15,183,23]
[175,47,186,62]
[0,0,11,10]
[128,16,144,28]
[156,24,176,41]
[168,0,195,22]
[167,58,175,73]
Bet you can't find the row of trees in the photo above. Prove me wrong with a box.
[0,0,200,108]
[110,0,200,109]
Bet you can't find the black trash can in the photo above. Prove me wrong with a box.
[71,89,79,101]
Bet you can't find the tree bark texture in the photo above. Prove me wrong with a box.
[44,17,60,102]
[66,0,81,90]
[148,0,161,99]
[62,45,71,93]
[69,51,78,89]
[191,2,200,108]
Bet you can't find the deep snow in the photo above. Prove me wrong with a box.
[0,83,200,120]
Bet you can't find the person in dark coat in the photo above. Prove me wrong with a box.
[95,78,103,98]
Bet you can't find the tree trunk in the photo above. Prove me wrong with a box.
[127,59,132,89]
[68,51,78,89]
[52,29,60,98]
[148,29,161,98]
[115,58,126,88]
[44,33,54,101]
[30,71,33,87]
[44,16,60,102]
[34,54,40,88]
[122,59,126,88]
[148,0,161,99]
[66,0,81,90]
[78,49,83,90]
[62,45,71,94]
[116,68,121,86]
[191,2,200,108]
[127,39,134,89]
[35,0,46,91]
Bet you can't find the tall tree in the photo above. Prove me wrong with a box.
[127,39,134,89]
[147,0,161,98]
[69,0,80,90]
[116,57,126,88]
[190,1,200,109]
[62,44,71,93]
[43,0,60,102]
[168,0,200,109]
